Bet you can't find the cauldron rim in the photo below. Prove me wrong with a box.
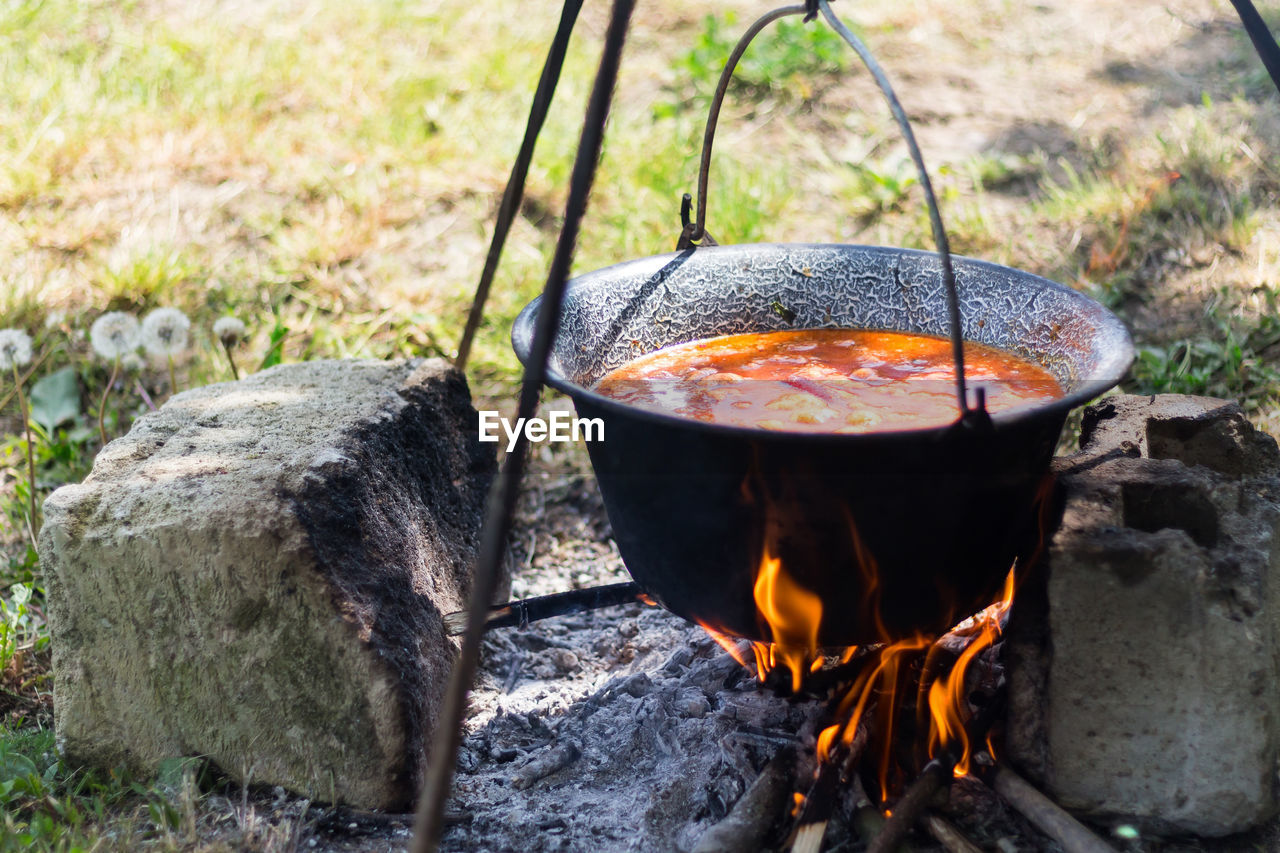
[513,242,1133,443]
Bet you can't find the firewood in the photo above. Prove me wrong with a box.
[787,763,839,853]
[990,766,1116,853]
[870,689,1005,853]
[868,759,949,853]
[788,721,869,853]
[923,814,983,853]
[510,738,582,790]
[692,749,795,853]
[790,820,826,853]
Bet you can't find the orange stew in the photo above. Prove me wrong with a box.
[593,329,1063,433]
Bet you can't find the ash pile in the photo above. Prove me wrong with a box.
[438,463,820,851]
[439,461,1032,852]
[452,608,810,850]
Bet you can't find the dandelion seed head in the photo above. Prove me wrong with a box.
[90,312,140,360]
[213,316,247,347]
[141,307,191,357]
[0,328,33,371]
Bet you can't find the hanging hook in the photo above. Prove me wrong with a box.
[677,193,718,250]
[677,0,975,419]
[678,4,809,249]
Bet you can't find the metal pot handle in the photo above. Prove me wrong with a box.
[678,0,984,420]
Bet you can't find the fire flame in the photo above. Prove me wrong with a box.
[927,567,1016,776]
[815,633,931,796]
[753,545,823,693]
[698,621,754,671]
[700,525,1019,804]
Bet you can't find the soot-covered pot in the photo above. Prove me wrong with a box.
[513,243,1132,645]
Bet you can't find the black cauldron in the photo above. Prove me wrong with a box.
[513,243,1132,645]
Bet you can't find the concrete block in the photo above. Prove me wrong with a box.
[40,359,496,809]
[1007,394,1280,836]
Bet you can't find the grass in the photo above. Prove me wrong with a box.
[0,0,1278,846]
[0,725,321,851]
[1130,283,1280,406]
[663,10,852,107]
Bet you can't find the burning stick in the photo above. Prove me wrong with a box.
[988,766,1116,853]
[790,645,881,696]
[867,692,1005,853]
[788,764,839,853]
[867,759,949,853]
[692,749,795,853]
[787,720,869,853]
[443,582,645,635]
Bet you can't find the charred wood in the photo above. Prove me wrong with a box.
[692,748,795,853]
[788,762,839,853]
[510,738,582,790]
[788,719,869,853]
[869,691,1005,853]
[868,758,949,853]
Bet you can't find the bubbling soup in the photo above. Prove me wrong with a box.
[593,328,1063,433]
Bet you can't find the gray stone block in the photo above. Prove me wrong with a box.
[40,359,496,809]
[1007,394,1280,836]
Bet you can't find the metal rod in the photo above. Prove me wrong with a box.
[410,1,637,849]
[816,0,970,417]
[1230,0,1280,97]
[454,0,585,371]
[683,5,808,247]
[442,582,645,635]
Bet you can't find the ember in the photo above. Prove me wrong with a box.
[734,546,1015,806]
[682,459,1041,853]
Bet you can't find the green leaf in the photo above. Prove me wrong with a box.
[155,756,199,789]
[259,322,288,370]
[0,752,37,784]
[148,798,181,829]
[28,367,80,433]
